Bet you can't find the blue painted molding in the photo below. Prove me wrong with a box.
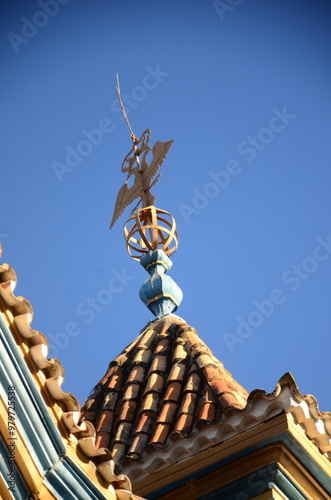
[139,250,183,318]
[190,465,309,500]
[44,456,112,500]
[0,434,30,500]
[147,463,309,500]
[0,314,65,473]
[275,468,309,500]
[0,314,112,499]
[201,466,308,500]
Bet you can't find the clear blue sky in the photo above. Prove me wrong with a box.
[1,0,331,412]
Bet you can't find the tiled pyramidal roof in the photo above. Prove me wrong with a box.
[81,314,248,468]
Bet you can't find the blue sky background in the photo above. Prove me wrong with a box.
[1,0,331,412]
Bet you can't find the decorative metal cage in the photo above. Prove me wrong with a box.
[124,206,179,260]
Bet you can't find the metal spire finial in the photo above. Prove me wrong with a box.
[110,75,182,318]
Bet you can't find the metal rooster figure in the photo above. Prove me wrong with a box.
[110,75,174,229]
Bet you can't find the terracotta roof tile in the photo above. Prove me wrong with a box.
[153,338,170,354]
[96,410,114,432]
[172,341,187,361]
[141,393,159,412]
[112,442,126,463]
[106,372,124,391]
[119,400,137,421]
[157,401,179,423]
[135,412,154,434]
[143,372,164,394]
[128,433,149,458]
[150,423,171,446]
[133,347,152,365]
[81,314,249,471]
[123,384,141,401]
[95,431,111,450]
[174,412,194,435]
[217,391,242,408]
[179,391,198,415]
[128,366,146,383]
[114,423,133,455]
[164,381,182,401]
[103,391,119,411]
[149,355,167,372]
[184,368,201,392]
[198,401,217,422]
[168,361,187,381]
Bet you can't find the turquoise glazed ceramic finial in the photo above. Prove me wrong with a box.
[139,250,183,318]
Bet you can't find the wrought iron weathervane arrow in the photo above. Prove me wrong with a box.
[109,74,174,229]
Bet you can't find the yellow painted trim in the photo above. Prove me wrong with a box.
[278,447,330,500]
[0,304,70,438]
[140,444,283,500]
[145,260,167,270]
[65,440,117,499]
[146,293,179,307]
[287,416,331,477]
[0,474,17,500]
[1,395,45,496]
[35,482,58,500]
[251,490,287,500]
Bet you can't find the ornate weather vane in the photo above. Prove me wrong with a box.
[110,75,174,229]
[110,75,182,318]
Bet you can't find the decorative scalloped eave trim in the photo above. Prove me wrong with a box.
[122,372,331,482]
[0,262,139,499]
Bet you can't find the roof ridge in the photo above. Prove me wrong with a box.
[172,319,249,409]
[253,371,331,420]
